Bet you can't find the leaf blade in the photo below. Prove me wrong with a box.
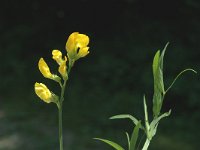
[130,121,141,150]
[110,114,139,126]
[94,138,125,150]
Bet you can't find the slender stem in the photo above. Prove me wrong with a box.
[142,139,150,150]
[57,56,74,150]
[58,60,73,150]
[61,80,67,102]
[59,102,63,150]
[68,58,74,74]
[58,79,67,150]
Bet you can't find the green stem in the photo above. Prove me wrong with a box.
[58,79,67,150]
[142,139,150,150]
[68,59,74,74]
[58,61,73,150]
[59,102,63,150]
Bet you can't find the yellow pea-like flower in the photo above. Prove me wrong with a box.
[59,60,67,79]
[34,82,52,103]
[76,47,90,58]
[66,32,90,60]
[52,50,68,79]
[38,58,53,78]
[52,50,63,65]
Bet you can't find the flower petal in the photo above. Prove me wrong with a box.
[38,58,53,78]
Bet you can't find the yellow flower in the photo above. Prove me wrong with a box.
[34,82,52,103]
[59,60,67,79]
[52,50,68,79]
[65,32,90,60]
[52,50,63,65]
[38,58,53,78]
[38,57,61,82]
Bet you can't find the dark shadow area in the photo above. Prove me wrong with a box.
[0,0,200,149]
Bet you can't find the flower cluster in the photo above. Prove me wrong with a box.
[34,32,90,103]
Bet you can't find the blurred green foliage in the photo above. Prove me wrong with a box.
[0,0,200,149]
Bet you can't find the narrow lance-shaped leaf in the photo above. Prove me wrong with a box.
[165,69,197,94]
[130,121,141,150]
[110,114,145,130]
[149,110,171,137]
[110,114,139,126]
[152,43,169,117]
[152,50,162,117]
[94,138,125,150]
[159,42,169,72]
[143,95,150,140]
[126,132,130,150]
[158,43,169,94]
[152,50,160,77]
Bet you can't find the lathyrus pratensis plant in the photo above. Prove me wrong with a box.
[34,32,90,150]
[94,43,197,150]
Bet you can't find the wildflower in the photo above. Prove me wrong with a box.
[38,57,61,82]
[52,50,68,79]
[65,32,89,60]
[34,82,53,103]
[52,50,63,65]
[59,60,67,79]
[38,58,53,79]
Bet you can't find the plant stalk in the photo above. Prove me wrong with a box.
[58,79,67,150]
[58,61,73,150]
[59,103,63,150]
[142,139,150,150]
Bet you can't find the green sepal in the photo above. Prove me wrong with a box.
[94,138,125,150]
[51,92,59,105]
[52,74,62,83]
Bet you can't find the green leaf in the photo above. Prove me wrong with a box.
[165,68,197,93]
[110,115,145,131]
[152,50,160,76]
[159,42,169,71]
[152,50,162,117]
[152,43,169,117]
[143,95,149,128]
[110,114,139,126]
[130,121,141,150]
[94,138,125,150]
[152,92,162,118]
[149,110,171,137]
[126,132,130,150]
[143,95,150,139]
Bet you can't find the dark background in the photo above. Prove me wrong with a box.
[0,0,200,149]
